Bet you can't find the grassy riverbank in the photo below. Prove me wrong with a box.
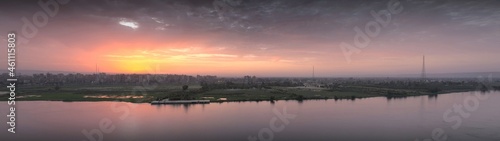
[2,82,497,103]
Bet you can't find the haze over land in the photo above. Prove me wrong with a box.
[0,0,499,77]
[3,69,500,79]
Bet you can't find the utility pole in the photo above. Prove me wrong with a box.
[313,66,315,80]
[421,55,426,81]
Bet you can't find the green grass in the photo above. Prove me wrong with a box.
[1,83,492,103]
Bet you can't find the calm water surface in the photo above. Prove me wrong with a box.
[1,91,500,141]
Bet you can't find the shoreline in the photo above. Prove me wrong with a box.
[2,89,493,104]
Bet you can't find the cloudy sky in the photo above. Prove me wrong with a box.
[0,0,499,77]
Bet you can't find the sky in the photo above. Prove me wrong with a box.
[0,0,499,77]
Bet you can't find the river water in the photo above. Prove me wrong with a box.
[1,91,499,141]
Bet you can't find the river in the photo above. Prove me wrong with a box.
[1,91,499,141]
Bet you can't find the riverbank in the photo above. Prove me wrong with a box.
[1,83,497,103]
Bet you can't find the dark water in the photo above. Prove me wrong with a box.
[1,91,500,141]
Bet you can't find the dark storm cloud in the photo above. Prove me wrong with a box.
[0,0,498,50]
[1,0,499,50]
[2,0,499,39]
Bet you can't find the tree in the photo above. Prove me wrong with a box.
[350,95,356,101]
[182,85,189,91]
[54,85,60,91]
[270,96,276,102]
[427,87,441,93]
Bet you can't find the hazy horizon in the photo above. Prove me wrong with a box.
[5,69,500,78]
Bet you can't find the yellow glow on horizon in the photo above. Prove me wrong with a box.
[76,39,307,75]
[114,59,153,73]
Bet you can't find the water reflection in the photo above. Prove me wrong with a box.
[1,91,499,141]
[386,96,408,101]
[152,103,210,113]
[428,94,438,100]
